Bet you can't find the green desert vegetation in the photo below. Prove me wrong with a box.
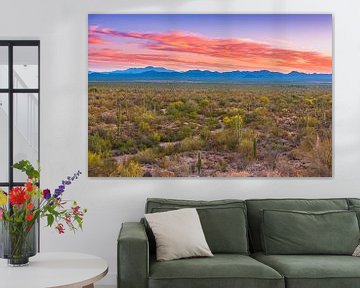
[88,83,332,177]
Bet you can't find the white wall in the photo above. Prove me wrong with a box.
[1,0,360,286]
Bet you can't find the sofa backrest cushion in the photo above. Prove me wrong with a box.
[348,199,360,206]
[145,198,249,254]
[246,198,349,252]
[347,199,360,228]
[261,209,359,255]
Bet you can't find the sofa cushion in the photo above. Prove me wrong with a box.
[246,198,349,252]
[261,209,359,255]
[146,198,248,254]
[347,198,360,207]
[253,252,360,288]
[149,254,284,288]
[145,208,213,261]
[350,206,360,228]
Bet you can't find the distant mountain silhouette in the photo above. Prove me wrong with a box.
[88,67,332,84]
[110,66,174,74]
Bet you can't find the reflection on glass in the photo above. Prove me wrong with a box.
[13,93,39,182]
[13,46,38,89]
[0,47,8,89]
[0,94,9,182]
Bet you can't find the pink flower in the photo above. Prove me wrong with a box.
[56,223,65,234]
[65,214,71,225]
[0,208,3,220]
[72,205,80,215]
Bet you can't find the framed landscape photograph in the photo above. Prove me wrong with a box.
[88,14,332,177]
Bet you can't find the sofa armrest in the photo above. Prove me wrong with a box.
[118,222,149,288]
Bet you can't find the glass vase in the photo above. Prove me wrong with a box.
[0,220,37,266]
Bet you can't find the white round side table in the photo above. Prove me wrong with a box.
[0,252,108,288]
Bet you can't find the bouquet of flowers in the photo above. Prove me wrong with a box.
[0,160,87,265]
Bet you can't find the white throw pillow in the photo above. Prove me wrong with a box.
[353,244,360,256]
[145,208,213,261]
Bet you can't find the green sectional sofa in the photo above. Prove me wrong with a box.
[118,198,360,288]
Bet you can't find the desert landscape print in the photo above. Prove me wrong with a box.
[88,14,332,177]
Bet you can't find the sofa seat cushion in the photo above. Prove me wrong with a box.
[149,254,284,288]
[253,252,360,288]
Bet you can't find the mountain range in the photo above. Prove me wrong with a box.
[88,66,332,84]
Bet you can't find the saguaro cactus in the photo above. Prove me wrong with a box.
[253,137,257,158]
[116,98,122,136]
[196,152,202,176]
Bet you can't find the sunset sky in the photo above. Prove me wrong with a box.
[88,14,332,74]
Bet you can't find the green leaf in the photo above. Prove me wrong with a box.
[12,160,40,180]
[47,206,60,217]
[47,214,54,227]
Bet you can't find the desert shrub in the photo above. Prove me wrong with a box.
[223,114,244,143]
[112,137,136,154]
[298,116,319,128]
[137,135,158,150]
[223,115,244,128]
[138,121,151,133]
[116,160,142,177]
[211,130,238,150]
[156,144,176,157]
[158,157,170,169]
[199,98,210,107]
[253,107,269,123]
[88,152,102,168]
[89,87,99,94]
[149,132,161,143]
[167,100,198,119]
[296,136,332,177]
[314,137,332,175]
[88,133,112,158]
[259,96,270,105]
[133,110,155,126]
[90,126,108,138]
[135,148,157,164]
[176,127,193,140]
[101,112,116,124]
[178,137,203,152]
[88,152,117,177]
[243,112,256,124]
[200,127,211,141]
[295,126,317,148]
[238,138,255,161]
[206,117,220,130]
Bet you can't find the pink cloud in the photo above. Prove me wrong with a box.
[88,36,109,45]
[88,48,245,71]
[88,25,110,45]
[89,27,332,73]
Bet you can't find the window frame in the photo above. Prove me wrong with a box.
[0,40,40,252]
[0,40,40,189]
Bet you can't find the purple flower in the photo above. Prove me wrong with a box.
[54,189,63,198]
[43,189,51,200]
[54,171,82,199]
